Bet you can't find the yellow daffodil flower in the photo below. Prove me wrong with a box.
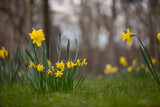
[137,67,140,72]
[2,46,8,57]
[151,57,156,65]
[127,66,132,72]
[145,67,149,73]
[51,66,54,71]
[157,33,160,41]
[122,28,133,44]
[55,70,63,77]
[132,59,137,67]
[0,49,5,59]
[29,28,45,47]
[119,56,127,66]
[48,60,51,67]
[76,59,81,66]
[112,66,118,73]
[56,60,65,71]
[47,69,53,75]
[104,64,112,74]
[29,61,35,68]
[81,58,88,66]
[66,61,71,69]
[0,46,8,59]
[36,64,45,72]
[141,64,145,68]
[18,72,22,78]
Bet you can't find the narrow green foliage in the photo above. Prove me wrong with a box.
[138,37,160,87]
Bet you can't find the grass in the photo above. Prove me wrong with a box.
[0,76,160,107]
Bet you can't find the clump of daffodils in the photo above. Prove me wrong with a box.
[26,28,87,93]
[104,64,118,75]
[29,58,87,78]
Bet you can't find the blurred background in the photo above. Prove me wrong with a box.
[0,0,160,74]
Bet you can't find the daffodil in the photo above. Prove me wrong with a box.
[127,66,132,72]
[0,50,5,59]
[66,61,75,69]
[137,67,140,72]
[47,69,53,75]
[76,59,81,66]
[52,66,54,71]
[48,60,51,67]
[104,64,112,74]
[151,57,156,65]
[122,28,133,44]
[29,61,35,68]
[36,64,44,72]
[0,46,8,59]
[157,33,160,42]
[2,46,8,57]
[141,64,145,68]
[145,67,149,73]
[81,58,88,66]
[112,66,118,73]
[132,59,137,67]
[29,28,45,47]
[18,72,22,78]
[119,56,127,66]
[66,61,72,69]
[56,60,65,71]
[55,70,63,77]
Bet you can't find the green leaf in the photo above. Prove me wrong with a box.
[25,49,34,62]
[67,39,70,61]
[140,46,159,85]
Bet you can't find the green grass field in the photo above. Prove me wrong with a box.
[0,76,160,107]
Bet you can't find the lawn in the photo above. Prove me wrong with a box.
[0,76,160,107]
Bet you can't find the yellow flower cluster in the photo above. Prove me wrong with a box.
[29,28,45,47]
[29,58,88,78]
[65,58,88,69]
[0,46,8,59]
[121,57,155,73]
[29,61,44,72]
[104,64,118,75]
